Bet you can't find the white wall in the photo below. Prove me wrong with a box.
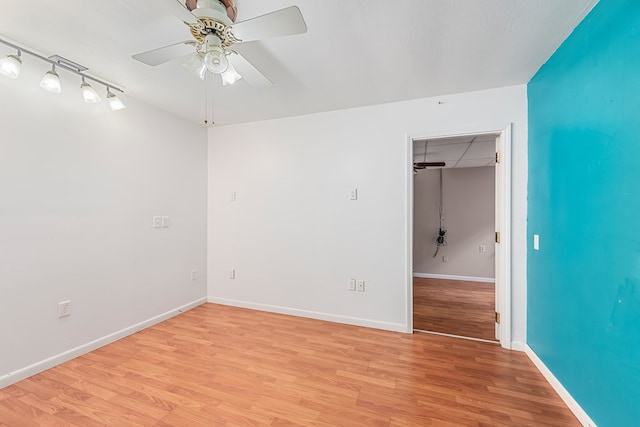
[0,62,208,385]
[208,85,528,342]
[413,167,495,279]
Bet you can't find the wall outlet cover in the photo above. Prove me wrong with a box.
[58,300,71,318]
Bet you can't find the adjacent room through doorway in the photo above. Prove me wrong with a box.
[412,133,499,342]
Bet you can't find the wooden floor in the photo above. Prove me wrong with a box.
[413,277,496,341]
[0,304,579,426]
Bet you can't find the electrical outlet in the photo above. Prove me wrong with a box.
[479,245,486,253]
[191,270,198,281]
[161,216,170,228]
[152,216,162,228]
[229,269,236,279]
[58,300,71,318]
[357,280,365,292]
[442,256,448,263]
[348,278,356,291]
[350,188,358,200]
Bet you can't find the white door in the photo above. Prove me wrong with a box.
[494,135,502,340]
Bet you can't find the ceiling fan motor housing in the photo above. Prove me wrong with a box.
[189,1,239,48]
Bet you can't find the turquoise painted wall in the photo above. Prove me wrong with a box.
[528,0,640,425]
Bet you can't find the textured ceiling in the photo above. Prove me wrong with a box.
[0,0,598,126]
[414,134,499,169]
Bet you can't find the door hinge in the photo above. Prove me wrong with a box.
[495,231,501,244]
[495,151,501,163]
[495,312,501,324]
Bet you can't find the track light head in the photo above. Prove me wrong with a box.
[0,50,22,79]
[106,88,126,111]
[40,65,62,93]
[80,77,101,103]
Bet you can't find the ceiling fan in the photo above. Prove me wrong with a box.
[414,141,445,173]
[132,0,307,87]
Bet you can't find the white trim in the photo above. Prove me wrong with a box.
[405,131,414,333]
[208,297,407,333]
[525,345,597,427]
[0,297,207,389]
[414,329,498,344]
[413,272,495,283]
[510,340,526,352]
[496,125,512,349]
[407,124,512,349]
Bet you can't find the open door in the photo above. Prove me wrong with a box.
[494,135,502,340]
[408,125,512,349]
[493,127,512,347]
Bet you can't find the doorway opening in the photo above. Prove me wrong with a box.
[406,126,512,349]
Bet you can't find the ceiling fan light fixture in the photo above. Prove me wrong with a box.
[221,60,242,85]
[0,50,22,79]
[40,64,62,93]
[80,77,101,103]
[204,46,228,74]
[183,52,207,79]
[106,88,126,111]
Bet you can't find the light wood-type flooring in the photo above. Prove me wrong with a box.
[413,277,496,341]
[0,304,579,426]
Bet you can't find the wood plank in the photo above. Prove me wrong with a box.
[0,303,579,426]
[413,277,496,340]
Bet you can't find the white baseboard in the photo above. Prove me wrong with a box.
[413,272,495,283]
[0,297,207,389]
[208,297,407,333]
[525,345,597,427]
[511,340,526,352]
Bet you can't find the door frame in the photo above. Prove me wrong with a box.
[406,124,512,349]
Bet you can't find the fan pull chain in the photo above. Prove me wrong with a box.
[204,72,215,126]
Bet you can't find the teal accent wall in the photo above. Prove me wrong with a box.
[528,0,640,425]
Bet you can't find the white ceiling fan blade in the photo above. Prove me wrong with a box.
[228,53,272,88]
[231,6,307,43]
[160,0,200,25]
[132,41,196,66]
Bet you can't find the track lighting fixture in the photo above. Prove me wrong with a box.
[0,37,125,111]
[40,64,62,93]
[0,49,22,79]
[106,88,126,111]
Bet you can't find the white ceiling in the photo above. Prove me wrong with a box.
[414,134,499,169]
[0,0,597,126]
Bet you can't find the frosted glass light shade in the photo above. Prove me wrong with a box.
[0,54,22,79]
[183,52,207,80]
[204,47,228,74]
[107,90,126,111]
[81,82,101,103]
[221,61,242,86]
[40,69,62,93]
